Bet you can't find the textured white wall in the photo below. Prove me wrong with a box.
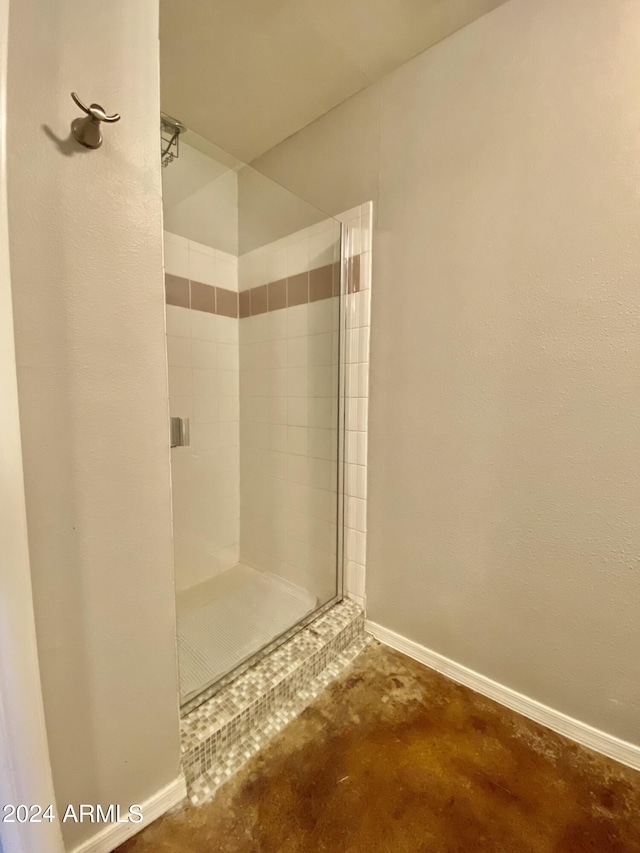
[7,1,182,848]
[247,0,640,747]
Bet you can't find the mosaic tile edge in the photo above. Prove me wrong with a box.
[181,599,366,801]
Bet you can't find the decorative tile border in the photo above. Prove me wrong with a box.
[164,275,239,318]
[239,256,361,319]
[165,256,362,319]
[181,598,367,803]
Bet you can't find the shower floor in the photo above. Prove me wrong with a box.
[176,564,317,704]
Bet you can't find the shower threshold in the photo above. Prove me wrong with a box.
[177,564,317,706]
[180,596,367,804]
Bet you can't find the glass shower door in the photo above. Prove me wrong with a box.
[162,131,344,708]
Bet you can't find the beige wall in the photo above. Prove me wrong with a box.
[237,165,327,254]
[250,0,640,747]
[252,84,380,220]
[162,143,239,255]
[7,0,181,849]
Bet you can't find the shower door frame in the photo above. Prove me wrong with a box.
[179,222,349,715]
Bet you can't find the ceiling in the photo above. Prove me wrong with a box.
[160,0,508,164]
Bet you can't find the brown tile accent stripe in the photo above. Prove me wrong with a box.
[238,255,363,318]
[239,289,250,319]
[250,284,268,316]
[165,274,190,308]
[191,281,216,314]
[287,272,309,307]
[268,279,287,311]
[309,264,333,303]
[164,254,364,319]
[164,276,238,318]
[217,287,239,318]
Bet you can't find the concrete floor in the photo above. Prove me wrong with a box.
[117,642,640,852]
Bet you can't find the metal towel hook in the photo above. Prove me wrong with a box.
[70,92,120,150]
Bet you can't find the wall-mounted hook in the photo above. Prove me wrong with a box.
[70,92,120,150]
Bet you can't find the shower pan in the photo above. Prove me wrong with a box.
[161,126,346,709]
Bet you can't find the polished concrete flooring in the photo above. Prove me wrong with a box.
[117,642,640,852]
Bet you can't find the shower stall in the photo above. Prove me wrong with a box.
[161,127,348,708]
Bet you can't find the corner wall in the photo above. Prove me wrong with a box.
[251,0,640,748]
[7,1,182,848]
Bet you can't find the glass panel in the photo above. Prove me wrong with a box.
[162,128,344,708]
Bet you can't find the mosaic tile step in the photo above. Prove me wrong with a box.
[181,598,367,803]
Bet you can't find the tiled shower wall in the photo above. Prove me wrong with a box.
[237,203,372,607]
[164,231,240,591]
[164,204,371,605]
[237,220,341,605]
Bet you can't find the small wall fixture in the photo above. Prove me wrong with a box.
[70,92,120,150]
[161,113,185,167]
[170,417,190,448]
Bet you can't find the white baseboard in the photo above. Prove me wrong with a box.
[366,620,640,772]
[69,774,187,853]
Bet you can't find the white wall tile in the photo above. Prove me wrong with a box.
[193,367,217,397]
[287,336,308,368]
[192,339,217,368]
[361,202,373,254]
[287,367,308,397]
[169,395,193,419]
[308,333,333,366]
[308,299,334,335]
[216,316,238,345]
[287,454,308,485]
[219,396,239,422]
[287,397,308,427]
[287,304,308,339]
[309,366,332,398]
[189,249,216,286]
[191,422,219,451]
[270,396,287,424]
[359,250,372,292]
[345,561,366,599]
[166,305,191,338]
[267,245,288,282]
[270,424,287,452]
[216,256,238,292]
[286,233,310,276]
[164,230,188,249]
[168,365,193,397]
[268,310,288,341]
[217,342,239,370]
[167,335,192,367]
[309,428,333,460]
[190,310,217,342]
[164,240,189,278]
[287,426,308,456]
[218,369,239,397]
[308,397,334,429]
[219,421,239,448]
[309,224,337,269]
[193,396,219,424]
